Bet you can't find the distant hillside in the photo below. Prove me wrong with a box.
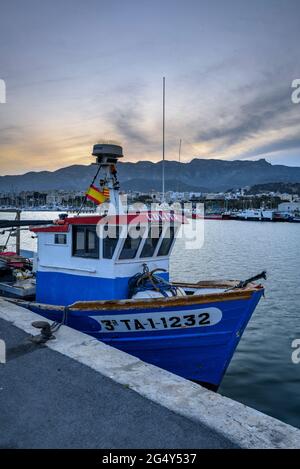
[1,158,300,193]
[246,182,300,196]
[121,178,209,193]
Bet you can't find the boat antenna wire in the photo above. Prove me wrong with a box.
[76,164,102,216]
[177,138,182,193]
[162,76,166,202]
[178,138,182,163]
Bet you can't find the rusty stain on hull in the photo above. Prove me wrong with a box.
[7,281,264,313]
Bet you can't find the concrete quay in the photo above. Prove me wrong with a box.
[0,298,299,449]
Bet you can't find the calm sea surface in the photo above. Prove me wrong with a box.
[1,211,300,428]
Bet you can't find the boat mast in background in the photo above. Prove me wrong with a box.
[178,138,182,163]
[177,139,182,193]
[162,76,166,202]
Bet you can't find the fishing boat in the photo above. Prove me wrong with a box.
[7,143,266,391]
[237,209,274,221]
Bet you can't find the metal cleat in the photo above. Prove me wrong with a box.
[30,321,56,344]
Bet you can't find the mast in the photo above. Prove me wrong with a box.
[178,138,182,163]
[77,142,123,216]
[162,76,166,202]
[177,139,182,194]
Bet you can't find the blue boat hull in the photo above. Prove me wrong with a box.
[26,288,264,389]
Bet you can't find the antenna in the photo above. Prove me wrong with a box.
[77,143,123,216]
[178,138,182,163]
[177,139,182,194]
[162,76,165,201]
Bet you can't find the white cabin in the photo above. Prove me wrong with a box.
[31,212,183,305]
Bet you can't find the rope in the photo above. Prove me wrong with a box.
[76,164,102,216]
[50,306,69,332]
[128,264,178,298]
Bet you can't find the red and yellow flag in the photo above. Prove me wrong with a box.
[102,187,110,198]
[86,185,109,205]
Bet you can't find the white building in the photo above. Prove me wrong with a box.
[278,201,300,213]
[46,192,63,206]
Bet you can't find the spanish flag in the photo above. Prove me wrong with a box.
[102,187,110,198]
[86,185,109,205]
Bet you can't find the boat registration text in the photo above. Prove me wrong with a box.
[91,307,222,333]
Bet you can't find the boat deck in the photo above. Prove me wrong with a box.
[0,278,35,298]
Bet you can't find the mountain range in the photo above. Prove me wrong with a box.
[1,158,300,193]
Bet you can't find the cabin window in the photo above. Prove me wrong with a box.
[103,225,120,259]
[72,225,99,258]
[140,225,162,258]
[54,234,67,245]
[119,226,145,260]
[157,226,175,256]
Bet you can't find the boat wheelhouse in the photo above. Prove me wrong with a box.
[31,211,183,305]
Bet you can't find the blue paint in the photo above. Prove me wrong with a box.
[36,270,169,305]
[27,289,263,388]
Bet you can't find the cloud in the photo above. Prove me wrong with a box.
[110,106,151,146]
[0,125,26,145]
[188,77,300,161]
[240,132,300,159]
[103,82,162,156]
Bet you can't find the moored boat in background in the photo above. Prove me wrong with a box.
[236,209,274,221]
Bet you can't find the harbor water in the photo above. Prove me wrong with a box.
[1,211,300,428]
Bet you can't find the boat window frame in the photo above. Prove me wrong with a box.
[115,222,179,262]
[116,224,147,261]
[136,222,163,259]
[154,223,178,258]
[72,224,100,259]
[54,233,67,245]
[104,222,180,263]
[101,223,122,260]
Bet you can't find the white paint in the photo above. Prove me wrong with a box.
[278,201,300,213]
[37,230,169,279]
[90,307,222,333]
[39,264,97,273]
[238,209,274,221]
[132,288,186,299]
[1,298,300,449]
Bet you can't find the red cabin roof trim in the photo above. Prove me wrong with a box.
[30,211,187,233]
[30,225,69,233]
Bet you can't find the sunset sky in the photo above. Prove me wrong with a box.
[1,0,300,175]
